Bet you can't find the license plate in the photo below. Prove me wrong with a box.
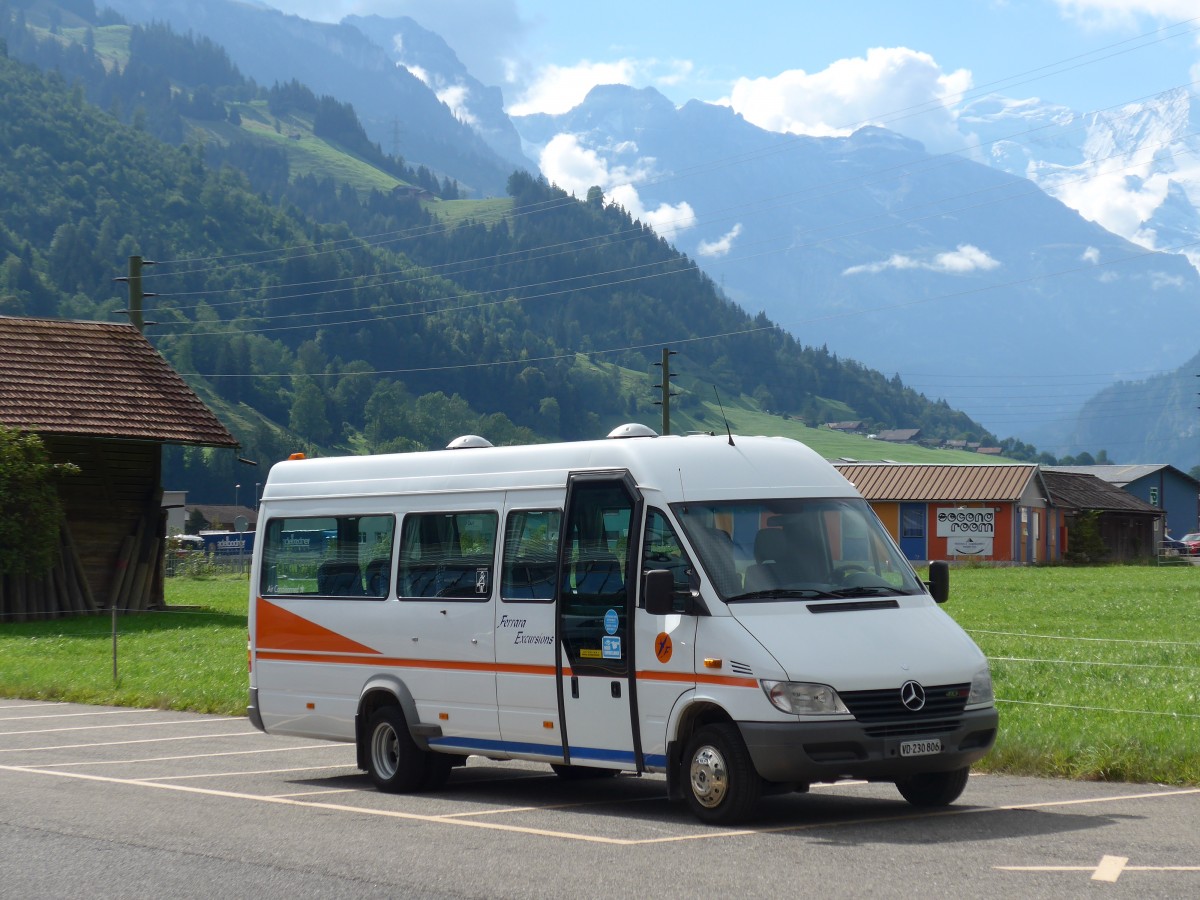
[900,739,942,757]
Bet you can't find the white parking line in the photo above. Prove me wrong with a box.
[0,731,256,753]
[139,764,357,782]
[24,745,349,769]
[997,854,1200,883]
[2,763,1196,846]
[0,708,158,722]
[0,717,241,736]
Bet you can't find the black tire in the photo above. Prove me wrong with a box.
[550,763,620,780]
[895,766,971,807]
[682,723,761,824]
[365,706,425,792]
[420,751,455,791]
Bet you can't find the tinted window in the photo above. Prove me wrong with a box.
[501,509,561,602]
[398,511,498,600]
[260,515,395,599]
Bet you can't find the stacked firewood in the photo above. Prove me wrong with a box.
[0,526,98,621]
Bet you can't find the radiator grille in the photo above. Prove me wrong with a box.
[840,682,971,723]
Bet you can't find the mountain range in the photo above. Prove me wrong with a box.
[98,0,1200,471]
[10,0,1200,474]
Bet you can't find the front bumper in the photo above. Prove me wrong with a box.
[739,706,999,784]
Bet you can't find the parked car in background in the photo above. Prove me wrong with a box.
[1178,532,1200,556]
[1161,534,1187,556]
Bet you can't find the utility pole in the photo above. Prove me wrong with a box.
[653,347,678,435]
[113,255,156,332]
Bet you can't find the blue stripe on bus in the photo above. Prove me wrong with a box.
[427,736,666,768]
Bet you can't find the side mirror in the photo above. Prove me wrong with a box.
[643,569,675,615]
[926,560,949,604]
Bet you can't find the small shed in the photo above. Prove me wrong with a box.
[834,462,1055,563]
[1046,465,1200,539]
[1040,470,1164,561]
[0,316,238,616]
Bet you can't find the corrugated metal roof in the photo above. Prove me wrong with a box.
[1040,471,1161,513]
[834,462,1039,502]
[1044,464,1171,487]
[0,316,238,447]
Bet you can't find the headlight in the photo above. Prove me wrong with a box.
[967,665,994,707]
[761,680,850,716]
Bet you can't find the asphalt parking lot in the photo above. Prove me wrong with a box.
[2,699,1197,899]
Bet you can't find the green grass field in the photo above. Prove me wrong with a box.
[0,566,1195,784]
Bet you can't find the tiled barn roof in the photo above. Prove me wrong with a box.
[0,316,237,447]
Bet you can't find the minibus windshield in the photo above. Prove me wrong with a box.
[671,498,925,602]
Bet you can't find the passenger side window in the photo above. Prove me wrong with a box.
[260,515,395,600]
[642,508,694,612]
[398,511,497,600]
[501,509,561,602]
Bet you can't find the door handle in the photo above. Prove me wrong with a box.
[611,681,621,699]
[571,675,579,698]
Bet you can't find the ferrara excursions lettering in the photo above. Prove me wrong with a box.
[500,615,552,645]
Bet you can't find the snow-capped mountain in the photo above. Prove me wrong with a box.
[964,86,1200,271]
[514,85,1200,448]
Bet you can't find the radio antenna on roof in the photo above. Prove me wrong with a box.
[712,386,735,446]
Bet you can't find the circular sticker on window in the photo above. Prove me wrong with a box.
[604,608,619,635]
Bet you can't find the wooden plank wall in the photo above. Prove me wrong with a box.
[45,437,164,610]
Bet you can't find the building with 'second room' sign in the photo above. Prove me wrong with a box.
[832,462,1165,564]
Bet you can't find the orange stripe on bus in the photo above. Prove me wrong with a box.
[255,597,381,656]
[252,648,757,689]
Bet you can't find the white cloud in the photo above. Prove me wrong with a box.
[506,57,693,117]
[401,63,431,86]
[1054,0,1200,28]
[1081,246,1101,263]
[721,47,973,153]
[843,244,1000,276]
[697,224,744,258]
[1150,270,1185,289]
[436,84,478,127]
[508,60,639,116]
[538,133,696,240]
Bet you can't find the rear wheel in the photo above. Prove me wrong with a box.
[365,706,425,792]
[683,723,761,824]
[895,766,971,807]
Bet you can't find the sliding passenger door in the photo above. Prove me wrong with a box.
[557,472,642,770]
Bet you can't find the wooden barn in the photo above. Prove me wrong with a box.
[0,316,237,617]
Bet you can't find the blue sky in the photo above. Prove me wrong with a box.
[260,0,1199,129]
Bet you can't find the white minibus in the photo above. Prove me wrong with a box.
[247,426,997,823]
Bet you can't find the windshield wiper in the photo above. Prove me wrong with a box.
[828,585,909,598]
[727,588,839,602]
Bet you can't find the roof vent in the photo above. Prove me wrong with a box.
[606,423,658,439]
[446,434,493,450]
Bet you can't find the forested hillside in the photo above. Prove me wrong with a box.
[0,4,999,501]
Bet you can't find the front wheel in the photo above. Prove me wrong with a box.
[895,766,971,807]
[683,723,761,824]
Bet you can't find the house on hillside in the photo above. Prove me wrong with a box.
[1040,470,1164,561]
[0,316,238,615]
[833,462,1056,563]
[874,428,921,444]
[1046,465,1200,538]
